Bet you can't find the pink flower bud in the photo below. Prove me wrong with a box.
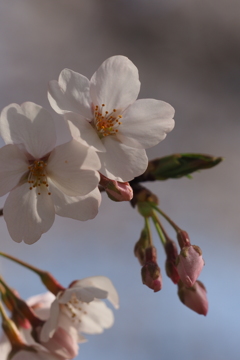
[177,230,191,248]
[99,174,133,201]
[177,245,204,287]
[141,247,162,292]
[164,240,180,284]
[134,228,150,266]
[178,280,208,316]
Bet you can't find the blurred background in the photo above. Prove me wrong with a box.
[0,0,240,359]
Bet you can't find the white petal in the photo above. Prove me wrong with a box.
[3,183,55,244]
[13,350,63,360]
[98,136,148,182]
[59,287,108,305]
[65,112,105,152]
[48,69,92,119]
[90,56,140,111]
[118,99,175,148]
[0,334,11,359]
[77,300,114,334]
[47,140,100,197]
[70,276,119,309]
[50,184,101,221]
[27,292,55,308]
[27,292,56,321]
[0,102,56,159]
[40,299,60,342]
[0,144,28,196]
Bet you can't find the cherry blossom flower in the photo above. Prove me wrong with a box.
[1,292,79,360]
[40,276,119,342]
[0,102,101,244]
[48,55,175,181]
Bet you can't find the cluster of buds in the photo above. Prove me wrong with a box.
[131,182,208,316]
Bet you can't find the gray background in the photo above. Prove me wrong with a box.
[0,1,240,359]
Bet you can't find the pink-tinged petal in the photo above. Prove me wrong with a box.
[50,184,101,221]
[27,292,55,308]
[40,299,60,342]
[70,276,119,309]
[98,136,148,182]
[48,69,92,119]
[47,140,100,197]
[41,326,79,359]
[3,183,55,244]
[65,112,105,152]
[0,102,56,159]
[12,350,64,360]
[90,56,140,111]
[59,287,108,305]
[77,300,114,334]
[118,99,175,149]
[27,292,55,321]
[0,144,28,196]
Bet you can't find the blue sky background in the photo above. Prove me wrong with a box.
[0,1,240,359]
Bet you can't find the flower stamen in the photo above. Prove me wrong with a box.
[28,160,50,195]
[93,105,122,138]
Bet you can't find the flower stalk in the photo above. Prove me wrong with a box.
[0,252,64,295]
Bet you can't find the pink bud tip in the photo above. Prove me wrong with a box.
[178,280,208,316]
[141,261,162,292]
[177,245,204,287]
[100,174,133,202]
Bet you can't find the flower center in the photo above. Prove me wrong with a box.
[27,160,51,195]
[93,104,122,138]
[65,294,87,322]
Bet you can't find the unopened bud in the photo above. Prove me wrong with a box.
[133,153,222,182]
[176,245,204,287]
[164,240,180,284]
[141,247,162,292]
[177,230,191,248]
[99,174,133,202]
[134,229,150,265]
[178,280,208,316]
[2,290,31,330]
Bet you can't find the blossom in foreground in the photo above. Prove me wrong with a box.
[0,102,101,244]
[27,293,79,359]
[1,292,79,360]
[41,276,119,342]
[48,55,175,181]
